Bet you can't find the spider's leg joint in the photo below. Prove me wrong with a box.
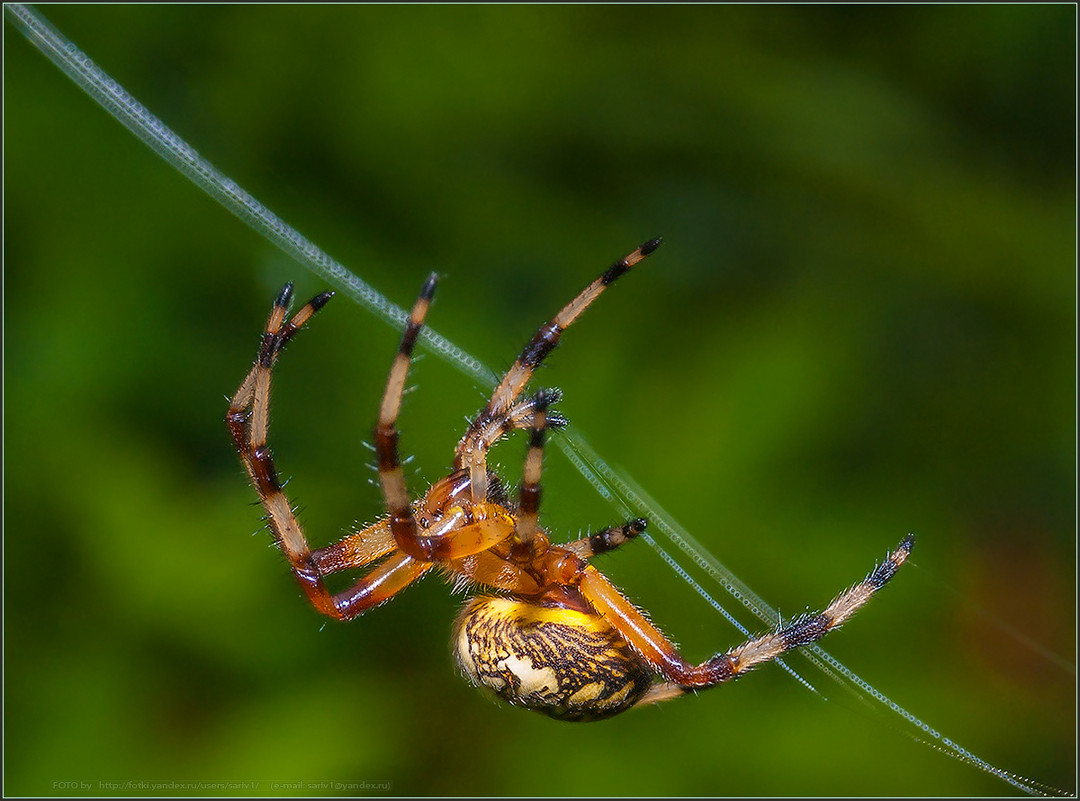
[601,236,664,285]
[258,331,279,367]
[519,321,563,370]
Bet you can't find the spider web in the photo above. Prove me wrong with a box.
[5,5,1062,796]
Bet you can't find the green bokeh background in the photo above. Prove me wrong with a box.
[4,4,1075,797]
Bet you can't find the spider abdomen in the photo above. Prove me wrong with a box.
[453,596,654,722]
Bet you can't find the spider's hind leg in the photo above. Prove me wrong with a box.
[719,534,917,678]
[575,535,915,695]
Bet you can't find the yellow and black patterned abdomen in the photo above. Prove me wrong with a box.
[452,596,654,722]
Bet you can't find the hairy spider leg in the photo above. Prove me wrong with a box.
[455,237,663,503]
[373,275,525,565]
[229,280,548,619]
[443,518,649,599]
[303,510,520,586]
[227,283,431,620]
[446,384,646,590]
[309,520,397,575]
[462,389,569,469]
[374,272,438,560]
[512,391,646,557]
[562,518,649,561]
[572,534,915,702]
[226,283,334,460]
[448,386,645,590]
[513,389,560,546]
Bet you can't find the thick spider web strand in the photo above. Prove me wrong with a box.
[7,6,1058,795]
[2,3,497,391]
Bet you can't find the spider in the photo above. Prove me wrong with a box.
[226,238,914,722]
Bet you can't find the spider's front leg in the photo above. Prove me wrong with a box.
[227,284,431,621]
[226,283,333,459]
[455,238,662,503]
[373,273,436,561]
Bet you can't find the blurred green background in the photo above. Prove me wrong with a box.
[4,4,1075,797]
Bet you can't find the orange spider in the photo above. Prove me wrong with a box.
[226,239,913,721]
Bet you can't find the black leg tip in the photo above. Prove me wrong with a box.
[640,237,663,256]
[546,411,569,430]
[310,290,335,311]
[275,282,295,308]
[420,272,439,300]
[532,387,562,410]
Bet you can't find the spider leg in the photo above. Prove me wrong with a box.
[315,508,534,616]
[310,520,397,575]
[455,391,569,510]
[442,390,584,595]
[374,274,446,563]
[563,518,649,560]
[445,518,647,600]
[227,284,334,458]
[227,284,433,621]
[514,388,561,546]
[455,238,662,503]
[570,535,915,694]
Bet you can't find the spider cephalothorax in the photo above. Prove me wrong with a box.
[227,239,913,722]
